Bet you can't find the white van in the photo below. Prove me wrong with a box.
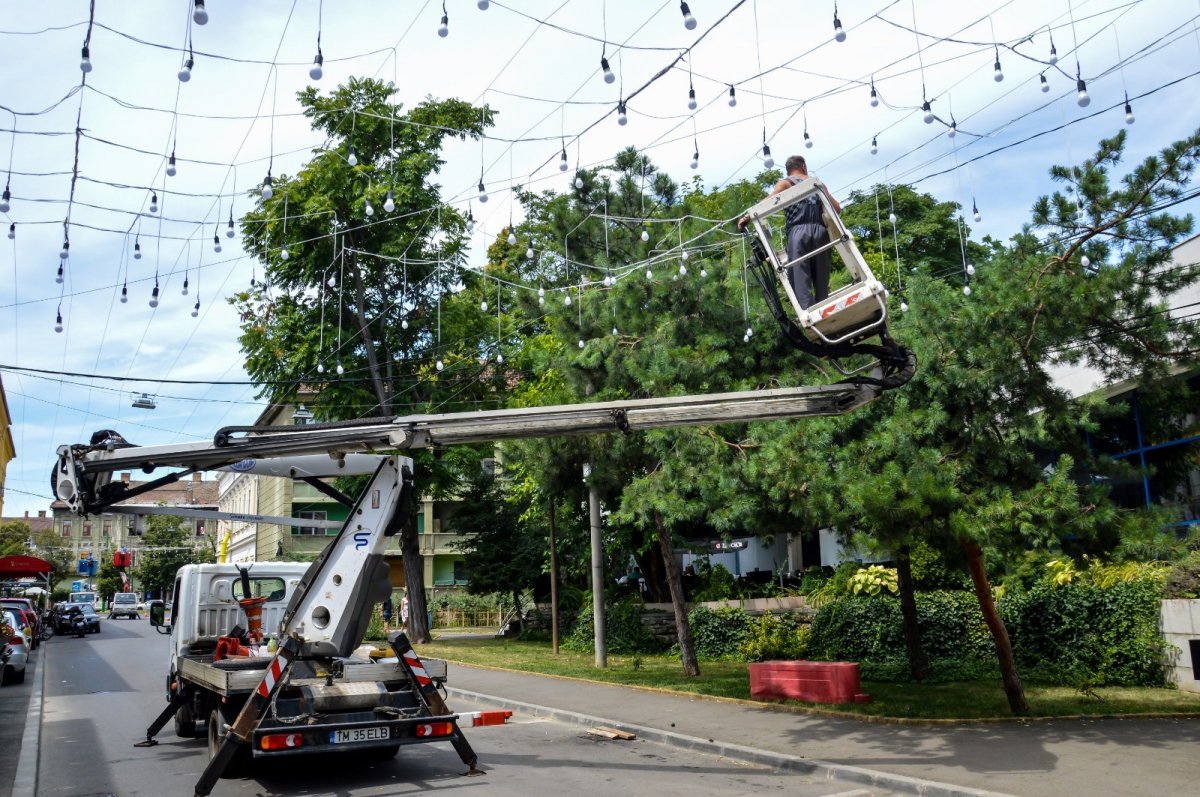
[109,592,140,619]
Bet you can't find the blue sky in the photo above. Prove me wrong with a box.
[2,0,1198,517]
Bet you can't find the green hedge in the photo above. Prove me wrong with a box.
[562,595,666,655]
[807,583,1168,687]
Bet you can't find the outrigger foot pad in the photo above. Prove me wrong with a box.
[133,739,159,747]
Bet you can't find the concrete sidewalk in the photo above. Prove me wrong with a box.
[445,664,1200,797]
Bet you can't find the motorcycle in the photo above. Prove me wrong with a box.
[69,610,87,638]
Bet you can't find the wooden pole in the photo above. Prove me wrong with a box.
[548,496,560,655]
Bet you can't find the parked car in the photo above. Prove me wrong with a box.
[109,592,140,619]
[1,598,41,648]
[75,603,101,634]
[1,609,29,685]
[53,603,100,635]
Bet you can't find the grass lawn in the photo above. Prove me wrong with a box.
[414,635,1200,720]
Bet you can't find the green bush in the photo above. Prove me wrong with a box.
[562,595,664,655]
[1164,550,1200,599]
[739,613,811,662]
[687,606,754,659]
[808,581,1168,687]
[692,563,736,602]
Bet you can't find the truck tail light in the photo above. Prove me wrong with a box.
[260,733,303,751]
[415,722,454,738]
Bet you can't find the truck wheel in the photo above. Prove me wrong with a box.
[174,701,199,738]
[207,708,250,777]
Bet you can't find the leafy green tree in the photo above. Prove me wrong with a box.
[133,514,205,600]
[234,77,495,643]
[802,129,1200,713]
[97,558,126,605]
[0,520,32,556]
[451,469,543,619]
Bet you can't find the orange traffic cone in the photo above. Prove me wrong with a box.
[239,596,268,642]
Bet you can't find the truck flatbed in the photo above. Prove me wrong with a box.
[179,654,447,697]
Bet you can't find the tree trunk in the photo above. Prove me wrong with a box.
[895,545,929,681]
[654,512,699,677]
[637,545,669,602]
[548,496,560,655]
[960,537,1029,715]
[346,250,391,414]
[401,523,431,643]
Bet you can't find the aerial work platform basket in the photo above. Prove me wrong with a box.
[743,176,888,347]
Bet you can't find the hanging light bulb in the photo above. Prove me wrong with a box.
[436,358,445,371]
[6,223,13,240]
[120,283,128,303]
[1080,254,1091,269]
[166,151,177,177]
[617,101,628,126]
[833,9,846,42]
[191,299,200,317]
[182,276,189,296]
[641,228,650,242]
[687,87,697,110]
[745,326,754,339]
[948,121,957,139]
[280,247,290,261]
[262,173,274,199]
[888,211,897,224]
[681,249,690,261]
[972,200,981,223]
[478,180,488,203]
[466,209,475,234]
[700,265,708,278]
[869,82,879,108]
[347,146,358,166]
[1076,78,1090,107]
[384,190,395,213]
[364,199,374,217]
[690,150,699,170]
[226,215,236,238]
[559,148,569,172]
[317,362,326,374]
[538,295,545,307]
[80,45,92,73]
[538,285,545,299]
[526,246,534,260]
[575,174,584,190]
[54,310,63,333]
[56,264,63,284]
[178,57,194,83]
[1040,73,1050,93]
[963,284,972,296]
[497,352,505,364]
[727,85,737,107]
[193,0,209,25]
[1048,42,1058,65]
[134,240,142,259]
[1124,95,1135,125]
[0,185,9,213]
[149,284,160,308]
[804,131,813,149]
[478,0,490,8]
[900,300,908,312]
[612,325,619,336]
[401,318,409,330]
[601,56,615,84]
[922,100,934,124]
[678,263,688,276]
[870,136,878,155]
[578,339,585,349]
[502,230,514,246]
[564,292,572,306]
[310,50,324,80]
[680,1,697,29]
[645,267,653,280]
[59,241,69,260]
[149,193,159,213]
[336,362,345,375]
[481,299,489,312]
[438,13,449,37]
[213,233,222,253]
[762,144,774,169]
[966,262,976,276]
[993,53,1004,82]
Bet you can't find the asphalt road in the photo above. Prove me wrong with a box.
[25,617,910,797]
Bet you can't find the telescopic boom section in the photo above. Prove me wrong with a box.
[53,382,880,517]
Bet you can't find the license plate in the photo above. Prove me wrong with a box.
[329,726,390,744]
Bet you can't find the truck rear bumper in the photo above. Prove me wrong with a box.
[249,711,464,758]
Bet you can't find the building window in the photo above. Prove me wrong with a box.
[82,523,92,538]
[102,522,111,538]
[292,511,328,535]
[453,560,467,583]
[62,522,71,538]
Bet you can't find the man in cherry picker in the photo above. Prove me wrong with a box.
[741,155,843,309]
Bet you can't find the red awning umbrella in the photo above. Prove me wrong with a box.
[0,555,54,579]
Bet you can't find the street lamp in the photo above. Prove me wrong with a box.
[292,404,314,425]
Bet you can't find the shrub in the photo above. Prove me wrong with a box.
[1164,550,1200,599]
[687,606,754,659]
[562,595,664,655]
[848,565,899,596]
[739,613,811,662]
[692,563,736,602]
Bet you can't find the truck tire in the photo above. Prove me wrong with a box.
[174,701,200,738]
[207,707,250,777]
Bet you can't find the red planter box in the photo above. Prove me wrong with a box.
[748,660,870,704]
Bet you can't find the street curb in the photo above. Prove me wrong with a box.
[446,685,1019,797]
[12,638,45,797]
